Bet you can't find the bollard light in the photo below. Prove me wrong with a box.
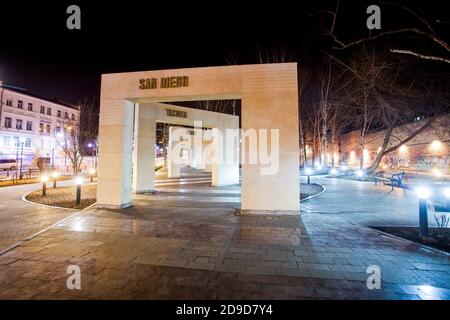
[356,170,364,178]
[444,187,450,209]
[51,172,59,188]
[41,175,48,197]
[416,186,430,237]
[89,168,96,183]
[330,168,338,176]
[75,176,82,205]
[304,167,313,185]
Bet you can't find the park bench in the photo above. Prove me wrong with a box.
[374,171,407,191]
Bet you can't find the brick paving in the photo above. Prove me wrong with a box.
[0,167,449,299]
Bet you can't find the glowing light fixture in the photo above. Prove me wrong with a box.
[399,145,408,153]
[75,176,83,185]
[431,140,442,151]
[443,187,450,198]
[41,175,49,183]
[416,186,430,199]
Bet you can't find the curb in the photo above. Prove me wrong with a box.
[355,223,450,257]
[300,183,326,202]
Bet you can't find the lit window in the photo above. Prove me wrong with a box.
[39,123,44,132]
[3,136,11,147]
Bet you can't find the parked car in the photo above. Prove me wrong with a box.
[0,159,17,171]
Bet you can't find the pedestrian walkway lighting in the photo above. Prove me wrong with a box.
[51,172,59,188]
[356,170,364,178]
[399,145,408,153]
[41,175,48,197]
[304,167,313,185]
[416,186,430,237]
[330,168,338,176]
[444,187,450,208]
[88,168,96,182]
[75,176,83,205]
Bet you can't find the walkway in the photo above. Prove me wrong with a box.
[301,176,436,227]
[0,167,448,299]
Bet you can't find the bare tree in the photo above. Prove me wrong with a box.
[58,98,98,173]
[318,1,450,64]
[331,47,443,172]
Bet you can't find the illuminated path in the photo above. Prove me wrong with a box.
[300,175,436,227]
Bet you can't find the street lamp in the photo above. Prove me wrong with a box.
[416,186,430,237]
[52,171,59,188]
[304,167,313,185]
[19,137,26,179]
[41,175,49,197]
[88,167,96,183]
[75,176,83,205]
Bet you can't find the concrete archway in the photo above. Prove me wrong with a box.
[97,63,300,214]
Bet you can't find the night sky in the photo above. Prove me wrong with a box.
[0,0,448,105]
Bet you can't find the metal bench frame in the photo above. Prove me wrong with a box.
[374,171,406,191]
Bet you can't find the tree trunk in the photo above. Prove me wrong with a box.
[359,128,365,169]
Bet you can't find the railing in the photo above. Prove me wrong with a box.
[374,171,407,191]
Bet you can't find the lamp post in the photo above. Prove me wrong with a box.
[88,168,96,183]
[305,167,313,185]
[416,186,430,237]
[19,137,26,179]
[444,188,450,209]
[52,171,59,188]
[41,175,48,197]
[75,176,83,205]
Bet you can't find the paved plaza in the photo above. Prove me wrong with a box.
[0,168,449,299]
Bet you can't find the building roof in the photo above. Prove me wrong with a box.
[0,81,80,111]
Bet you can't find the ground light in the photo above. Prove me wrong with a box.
[416,186,430,237]
[444,187,450,208]
[304,167,313,185]
[51,172,59,188]
[356,170,365,178]
[41,175,49,197]
[89,168,96,183]
[75,176,83,205]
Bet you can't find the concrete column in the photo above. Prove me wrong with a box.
[240,70,300,213]
[132,104,156,193]
[192,130,205,169]
[204,141,213,172]
[212,127,239,186]
[96,99,134,208]
[167,126,180,178]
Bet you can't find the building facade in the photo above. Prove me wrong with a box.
[0,82,80,169]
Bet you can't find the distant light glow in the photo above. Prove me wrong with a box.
[87,143,93,148]
[399,145,408,153]
[41,175,49,183]
[431,140,442,151]
[304,167,313,175]
[356,170,364,177]
[51,172,59,179]
[377,147,382,153]
[416,186,430,199]
[443,188,450,198]
[432,169,442,177]
[75,176,83,185]
[330,168,338,176]
[89,168,96,175]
